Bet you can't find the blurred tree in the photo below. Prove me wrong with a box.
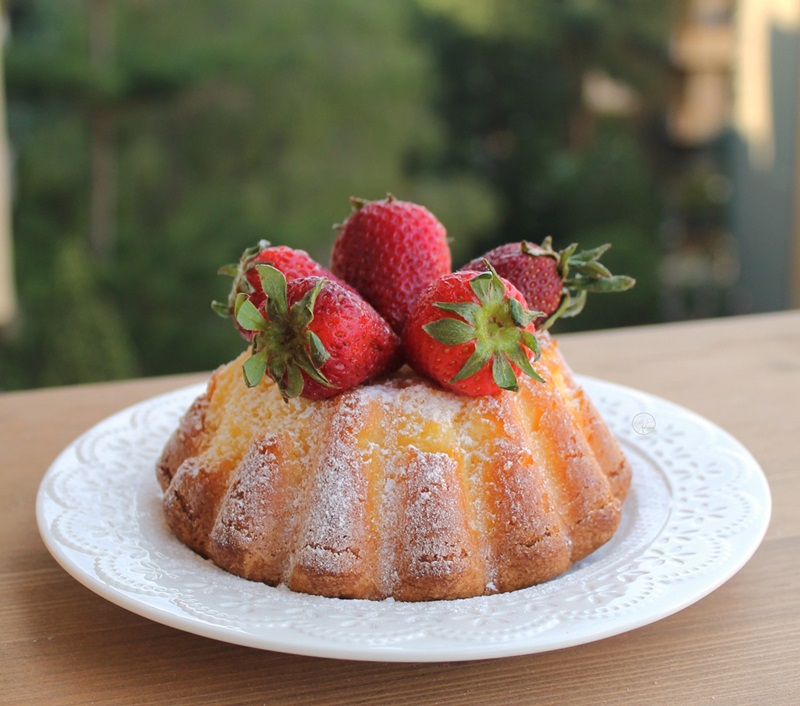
[414,0,675,328]
[2,0,496,388]
[2,0,675,388]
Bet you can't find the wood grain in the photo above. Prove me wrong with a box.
[1,311,798,705]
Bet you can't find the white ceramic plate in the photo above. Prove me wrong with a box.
[36,377,771,662]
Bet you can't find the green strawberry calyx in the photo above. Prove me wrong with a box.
[234,264,333,400]
[422,264,545,392]
[522,236,636,329]
[333,193,396,230]
[211,240,271,319]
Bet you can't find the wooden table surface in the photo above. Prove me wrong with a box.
[2,310,798,705]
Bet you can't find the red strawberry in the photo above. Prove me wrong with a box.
[331,194,451,334]
[461,237,635,329]
[213,241,348,340]
[234,265,401,400]
[402,266,544,396]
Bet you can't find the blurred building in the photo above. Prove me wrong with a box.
[669,0,736,143]
[666,0,800,316]
[0,6,15,333]
[730,0,800,312]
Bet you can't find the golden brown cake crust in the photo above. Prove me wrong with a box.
[157,331,631,601]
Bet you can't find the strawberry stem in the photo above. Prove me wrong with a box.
[424,264,544,391]
[523,237,636,329]
[212,240,272,319]
[234,265,334,399]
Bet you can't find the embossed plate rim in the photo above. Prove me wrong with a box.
[36,376,771,662]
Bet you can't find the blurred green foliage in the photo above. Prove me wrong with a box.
[1,0,673,389]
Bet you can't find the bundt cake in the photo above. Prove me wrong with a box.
[156,331,631,602]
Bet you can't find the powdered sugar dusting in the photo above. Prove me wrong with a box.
[207,434,301,580]
[400,449,470,574]
[161,340,629,600]
[289,391,373,585]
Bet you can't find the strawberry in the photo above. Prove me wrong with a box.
[330,194,451,334]
[234,265,401,400]
[461,237,635,329]
[212,241,348,339]
[402,265,544,396]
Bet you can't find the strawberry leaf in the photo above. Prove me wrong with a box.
[568,274,636,293]
[451,341,493,382]
[492,354,519,391]
[216,263,240,278]
[506,343,545,383]
[569,243,611,265]
[547,289,587,325]
[423,318,478,346]
[234,293,267,332]
[434,301,481,324]
[469,261,507,307]
[307,330,331,368]
[211,299,232,318]
[266,357,287,389]
[349,195,370,211]
[256,264,288,315]
[242,350,268,387]
[508,297,539,328]
[284,364,305,399]
[293,354,332,389]
[469,270,494,305]
[290,279,325,330]
[575,260,613,278]
[519,330,542,360]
